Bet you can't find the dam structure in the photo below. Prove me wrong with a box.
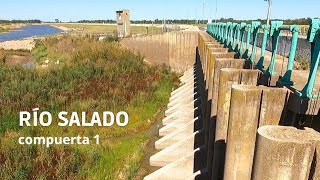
[122,18,320,180]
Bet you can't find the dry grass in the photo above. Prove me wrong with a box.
[52,23,163,35]
[0,35,179,179]
[0,23,25,33]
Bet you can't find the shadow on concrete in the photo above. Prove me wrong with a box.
[212,139,226,180]
[206,115,217,178]
[257,73,281,87]
[244,60,253,69]
[285,92,320,131]
[193,47,208,174]
[308,148,317,179]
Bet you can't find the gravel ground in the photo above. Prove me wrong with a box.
[0,38,36,51]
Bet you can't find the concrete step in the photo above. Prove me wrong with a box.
[150,130,204,167]
[170,82,197,98]
[156,118,202,149]
[166,97,199,113]
[168,91,198,105]
[145,147,206,180]
[162,107,198,126]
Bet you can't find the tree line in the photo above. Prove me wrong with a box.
[77,18,318,25]
[215,18,315,25]
[0,19,41,24]
[0,18,317,25]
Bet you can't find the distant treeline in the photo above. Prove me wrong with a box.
[0,19,41,24]
[77,20,116,23]
[76,18,317,25]
[215,18,316,25]
[0,18,317,25]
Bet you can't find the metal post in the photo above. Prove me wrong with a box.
[229,23,234,48]
[225,22,232,46]
[278,25,300,85]
[266,21,283,75]
[256,25,269,69]
[234,24,241,52]
[230,23,237,50]
[217,23,220,39]
[299,19,320,98]
[249,21,262,64]
[220,23,225,42]
[243,24,252,59]
[239,23,247,57]
[207,23,212,35]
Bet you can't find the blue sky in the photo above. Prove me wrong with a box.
[0,0,319,21]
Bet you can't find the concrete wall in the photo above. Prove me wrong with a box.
[144,31,320,180]
[121,31,199,73]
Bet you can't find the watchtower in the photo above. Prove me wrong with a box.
[116,10,131,37]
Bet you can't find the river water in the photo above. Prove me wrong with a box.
[0,25,63,42]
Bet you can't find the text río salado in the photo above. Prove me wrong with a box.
[19,108,129,127]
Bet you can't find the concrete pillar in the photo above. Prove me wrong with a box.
[204,53,234,138]
[212,68,241,179]
[205,58,236,176]
[211,69,260,179]
[240,69,260,85]
[224,85,262,180]
[315,144,320,180]
[305,128,320,180]
[252,126,317,180]
[206,58,246,178]
[258,88,288,127]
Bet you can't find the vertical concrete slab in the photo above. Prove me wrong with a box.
[229,59,246,69]
[212,69,260,179]
[304,128,320,180]
[204,50,231,144]
[212,68,241,180]
[121,31,199,73]
[240,69,260,85]
[313,139,320,180]
[315,143,320,180]
[258,88,288,127]
[252,126,316,180]
[205,57,231,176]
[224,85,262,180]
[206,58,245,178]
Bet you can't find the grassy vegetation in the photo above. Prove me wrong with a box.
[52,23,163,35]
[294,58,309,70]
[0,35,178,179]
[0,23,25,33]
[0,27,7,33]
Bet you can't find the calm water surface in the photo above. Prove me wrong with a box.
[0,25,63,42]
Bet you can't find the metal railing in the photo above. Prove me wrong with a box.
[207,19,320,98]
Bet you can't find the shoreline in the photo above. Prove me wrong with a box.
[0,37,38,51]
[0,23,27,34]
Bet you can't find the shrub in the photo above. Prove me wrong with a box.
[0,35,179,179]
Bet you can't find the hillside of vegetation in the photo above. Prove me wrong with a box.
[0,35,179,179]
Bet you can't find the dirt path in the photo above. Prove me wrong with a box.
[133,108,166,179]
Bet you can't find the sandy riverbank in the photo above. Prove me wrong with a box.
[0,23,26,34]
[0,38,38,51]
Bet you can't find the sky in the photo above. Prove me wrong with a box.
[0,0,319,22]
